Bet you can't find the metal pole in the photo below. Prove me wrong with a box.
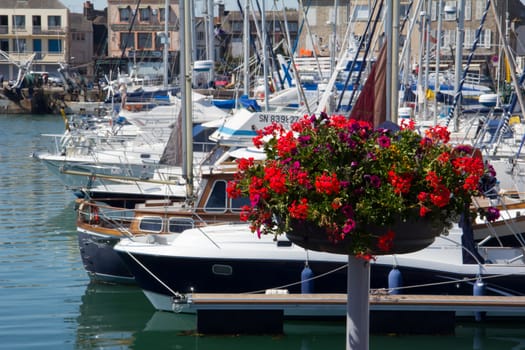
[391,0,399,124]
[243,0,250,96]
[163,0,169,88]
[208,0,215,82]
[423,0,432,119]
[346,255,370,350]
[262,0,269,111]
[434,0,443,125]
[453,0,465,132]
[181,0,193,197]
[386,0,392,121]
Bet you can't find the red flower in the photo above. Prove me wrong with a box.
[276,130,297,157]
[355,252,376,262]
[388,170,413,194]
[264,163,287,194]
[289,198,309,220]
[237,157,255,171]
[226,181,241,198]
[425,125,450,143]
[377,230,395,252]
[430,185,451,207]
[315,172,341,195]
[419,205,431,217]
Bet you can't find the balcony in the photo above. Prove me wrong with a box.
[40,26,66,35]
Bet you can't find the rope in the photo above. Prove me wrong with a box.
[125,249,180,297]
[444,0,491,128]
[243,263,349,294]
[374,272,516,294]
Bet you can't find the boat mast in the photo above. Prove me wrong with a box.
[243,0,250,96]
[262,0,270,111]
[434,0,443,125]
[452,0,465,131]
[181,0,194,198]
[163,0,169,88]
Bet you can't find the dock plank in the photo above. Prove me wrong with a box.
[185,293,525,313]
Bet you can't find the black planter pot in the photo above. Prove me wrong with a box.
[286,218,445,255]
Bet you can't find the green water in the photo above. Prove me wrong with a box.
[0,113,524,349]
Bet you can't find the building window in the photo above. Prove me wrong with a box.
[12,15,25,30]
[119,7,131,22]
[479,29,491,48]
[13,38,26,52]
[444,1,456,21]
[48,16,61,28]
[0,39,8,51]
[33,39,42,52]
[464,0,472,20]
[399,3,411,19]
[120,32,135,49]
[352,5,369,21]
[48,39,62,53]
[442,29,456,48]
[72,32,85,41]
[288,22,298,32]
[139,8,150,22]
[159,8,167,22]
[231,20,242,32]
[137,32,153,49]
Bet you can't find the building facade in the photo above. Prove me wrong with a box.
[105,0,179,84]
[0,0,93,80]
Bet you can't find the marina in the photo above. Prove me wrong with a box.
[2,0,525,348]
[2,113,525,349]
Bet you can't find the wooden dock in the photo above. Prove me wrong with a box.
[177,293,525,334]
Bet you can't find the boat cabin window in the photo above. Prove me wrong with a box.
[139,216,163,232]
[168,218,194,233]
[204,180,227,213]
[231,196,250,212]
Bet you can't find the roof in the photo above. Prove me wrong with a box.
[2,0,67,10]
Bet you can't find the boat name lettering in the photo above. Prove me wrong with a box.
[257,114,299,124]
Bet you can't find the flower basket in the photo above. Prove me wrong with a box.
[227,113,499,259]
[287,217,445,255]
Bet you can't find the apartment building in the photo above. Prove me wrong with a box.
[105,0,179,83]
[0,0,93,80]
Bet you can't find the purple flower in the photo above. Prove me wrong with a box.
[377,135,391,148]
[342,218,356,234]
[454,144,474,154]
[298,135,311,145]
[486,206,500,222]
[364,174,381,188]
[341,204,354,218]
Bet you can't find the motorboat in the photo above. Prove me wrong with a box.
[113,220,525,316]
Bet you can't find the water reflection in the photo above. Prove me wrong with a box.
[76,282,154,348]
[75,281,525,350]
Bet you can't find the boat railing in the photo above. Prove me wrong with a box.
[478,246,525,265]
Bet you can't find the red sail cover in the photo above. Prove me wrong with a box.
[348,43,387,128]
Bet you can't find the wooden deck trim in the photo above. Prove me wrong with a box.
[184,293,525,313]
